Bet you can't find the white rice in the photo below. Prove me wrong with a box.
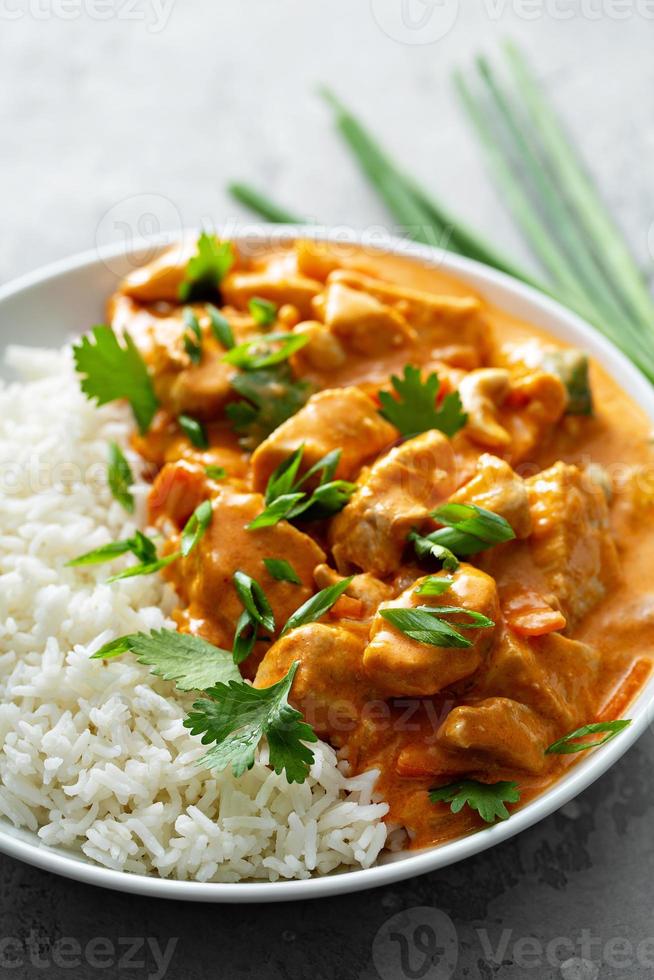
[0,345,388,882]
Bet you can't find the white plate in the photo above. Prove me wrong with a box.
[1,227,653,903]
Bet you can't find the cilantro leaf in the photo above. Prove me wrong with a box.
[178,233,235,303]
[73,325,158,434]
[263,558,301,584]
[181,499,213,557]
[227,365,312,450]
[378,365,467,438]
[545,719,631,755]
[178,413,209,449]
[185,661,318,782]
[281,577,354,636]
[248,296,277,327]
[429,779,520,824]
[107,442,135,514]
[91,628,240,691]
[207,304,235,350]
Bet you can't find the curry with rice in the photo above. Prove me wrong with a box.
[78,233,654,851]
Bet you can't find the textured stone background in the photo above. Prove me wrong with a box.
[1,2,654,978]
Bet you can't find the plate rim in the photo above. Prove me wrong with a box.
[1,225,653,903]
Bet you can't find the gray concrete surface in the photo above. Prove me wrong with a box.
[1,2,654,977]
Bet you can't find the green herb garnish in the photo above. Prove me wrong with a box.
[185,660,317,783]
[106,552,180,583]
[178,233,234,303]
[182,308,203,364]
[427,503,516,556]
[414,575,454,596]
[281,577,354,636]
[223,332,309,371]
[378,365,467,438]
[249,447,354,529]
[429,779,520,824]
[545,720,631,755]
[408,531,460,572]
[73,325,158,435]
[207,304,235,349]
[178,413,209,449]
[263,558,301,585]
[380,605,494,648]
[91,630,317,783]
[92,628,240,691]
[181,500,213,558]
[542,349,593,416]
[233,570,276,633]
[107,442,135,514]
[248,296,278,327]
[226,365,312,449]
[231,570,275,665]
[204,465,227,481]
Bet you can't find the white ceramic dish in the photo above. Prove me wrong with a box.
[1,227,653,903]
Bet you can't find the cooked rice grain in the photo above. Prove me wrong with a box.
[0,345,388,882]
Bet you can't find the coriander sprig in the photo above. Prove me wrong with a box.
[178,232,235,303]
[185,661,318,783]
[429,779,520,824]
[91,629,318,784]
[378,365,467,438]
[73,325,158,435]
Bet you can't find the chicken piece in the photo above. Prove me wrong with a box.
[329,431,457,576]
[254,622,372,743]
[526,462,619,626]
[118,240,198,303]
[250,387,397,492]
[313,564,393,617]
[294,240,342,282]
[436,698,553,774]
[475,627,600,729]
[363,566,499,697]
[290,320,348,374]
[312,282,417,357]
[161,484,325,675]
[458,368,567,464]
[327,269,493,367]
[448,453,532,539]
[221,251,322,319]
